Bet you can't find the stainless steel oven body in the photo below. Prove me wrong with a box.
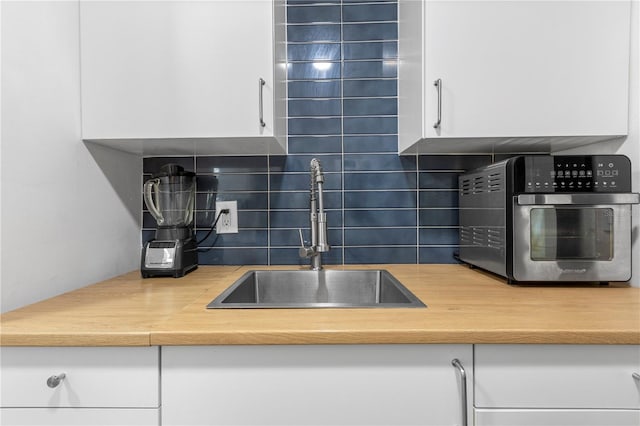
[459,155,639,283]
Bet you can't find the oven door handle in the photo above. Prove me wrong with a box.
[516,193,640,206]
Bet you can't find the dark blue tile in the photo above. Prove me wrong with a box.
[270,154,342,173]
[288,136,342,154]
[418,155,492,171]
[419,191,459,208]
[196,156,268,174]
[343,154,414,171]
[343,98,397,116]
[288,5,341,23]
[195,176,219,193]
[343,23,397,41]
[419,247,460,264]
[195,192,268,210]
[344,190,416,209]
[209,174,268,192]
[288,24,341,42]
[270,247,343,265]
[343,117,397,134]
[343,61,396,78]
[271,191,342,210]
[288,99,341,117]
[197,248,268,265]
[288,81,341,98]
[343,3,397,22]
[345,247,416,264]
[196,230,268,248]
[270,228,342,246]
[345,172,416,190]
[419,209,459,226]
[142,211,157,229]
[344,209,416,227]
[288,43,341,61]
[343,135,397,153]
[269,210,309,229]
[143,157,194,174]
[288,62,341,80]
[419,228,459,245]
[142,230,155,245]
[271,172,342,191]
[419,172,460,190]
[345,228,416,246]
[288,118,342,135]
[270,209,342,228]
[343,80,396,97]
[343,41,397,60]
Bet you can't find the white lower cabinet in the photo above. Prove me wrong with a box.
[0,408,159,426]
[161,344,473,426]
[475,408,640,426]
[474,345,640,426]
[0,346,160,426]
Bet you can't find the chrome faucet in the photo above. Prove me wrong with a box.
[298,158,330,270]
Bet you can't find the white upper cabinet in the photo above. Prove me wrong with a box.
[80,0,286,155]
[398,0,631,154]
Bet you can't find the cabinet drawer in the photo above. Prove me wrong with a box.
[0,347,159,408]
[475,345,640,409]
[475,408,640,426]
[0,408,159,426]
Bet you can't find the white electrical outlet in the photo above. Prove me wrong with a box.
[215,201,238,234]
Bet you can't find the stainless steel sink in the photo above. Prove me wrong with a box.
[207,270,425,309]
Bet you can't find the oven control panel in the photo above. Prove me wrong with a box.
[514,155,632,193]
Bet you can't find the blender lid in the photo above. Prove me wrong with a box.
[151,163,195,178]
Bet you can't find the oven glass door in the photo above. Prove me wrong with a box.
[529,208,613,261]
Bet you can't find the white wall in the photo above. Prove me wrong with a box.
[560,0,640,287]
[1,1,142,313]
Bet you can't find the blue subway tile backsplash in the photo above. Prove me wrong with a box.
[141,1,495,266]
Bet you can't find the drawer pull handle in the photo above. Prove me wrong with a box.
[46,373,66,388]
[451,359,468,426]
[433,78,442,129]
[633,373,640,381]
[259,77,266,128]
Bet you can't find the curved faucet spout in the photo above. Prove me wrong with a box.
[300,158,330,270]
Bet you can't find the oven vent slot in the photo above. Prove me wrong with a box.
[460,170,504,196]
[487,172,504,192]
[487,228,504,249]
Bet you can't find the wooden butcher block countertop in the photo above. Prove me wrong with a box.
[1,265,638,346]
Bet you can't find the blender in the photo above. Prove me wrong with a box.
[141,164,198,278]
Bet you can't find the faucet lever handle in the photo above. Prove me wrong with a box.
[298,228,315,258]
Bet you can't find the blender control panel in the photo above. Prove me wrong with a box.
[518,155,631,193]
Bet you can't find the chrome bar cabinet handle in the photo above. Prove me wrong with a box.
[46,373,66,388]
[433,78,442,129]
[451,359,468,426]
[258,78,266,128]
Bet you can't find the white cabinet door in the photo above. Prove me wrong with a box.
[0,408,159,426]
[475,408,640,426]
[80,0,285,153]
[398,0,631,153]
[0,347,159,408]
[162,345,472,426]
[475,345,640,410]
[474,345,640,426]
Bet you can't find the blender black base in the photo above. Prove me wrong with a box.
[141,237,198,279]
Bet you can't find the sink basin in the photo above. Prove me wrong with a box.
[207,270,426,309]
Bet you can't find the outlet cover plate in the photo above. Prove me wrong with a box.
[215,201,238,234]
